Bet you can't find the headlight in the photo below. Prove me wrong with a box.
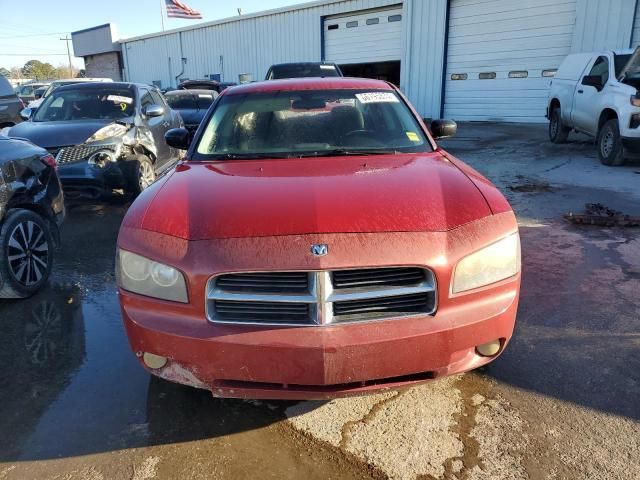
[116,249,188,302]
[88,145,121,166]
[452,233,520,293]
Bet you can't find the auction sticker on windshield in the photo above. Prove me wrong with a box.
[355,92,399,104]
[107,95,133,104]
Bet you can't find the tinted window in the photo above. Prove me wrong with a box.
[195,89,432,158]
[614,54,631,77]
[346,21,358,28]
[166,94,197,110]
[588,56,609,84]
[34,86,136,122]
[0,75,14,97]
[388,14,402,22]
[140,90,154,109]
[366,18,380,25]
[19,85,35,95]
[150,90,166,107]
[194,91,217,109]
[269,64,340,79]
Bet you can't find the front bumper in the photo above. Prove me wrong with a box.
[58,160,126,198]
[621,136,640,152]
[122,288,517,399]
[118,211,520,399]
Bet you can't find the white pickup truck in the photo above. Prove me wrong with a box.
[547,48,640,166]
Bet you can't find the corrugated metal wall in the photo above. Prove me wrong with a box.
[119,0,639,122]
[122,0,400,88]
[571,0,636,52]
[400,0,448,119]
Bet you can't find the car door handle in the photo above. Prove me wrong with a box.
[577,90,584,94]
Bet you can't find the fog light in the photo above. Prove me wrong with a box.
[143,352,168,369]
[476,340,501,357]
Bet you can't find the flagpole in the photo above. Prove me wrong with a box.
[160,0,165,31]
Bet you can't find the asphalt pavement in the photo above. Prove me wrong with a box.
[0,123,638,479]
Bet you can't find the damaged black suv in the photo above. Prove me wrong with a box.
[0,137,64,298]
[6,82,183,199]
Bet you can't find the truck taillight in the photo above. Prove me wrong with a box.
[41,154,57,168]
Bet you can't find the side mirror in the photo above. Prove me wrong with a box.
[430,119,457,139]
[165,128,191,150]
[144,104,165,118]
[582,75,603,91]
[19,108,32,121]
[34,92,42,99]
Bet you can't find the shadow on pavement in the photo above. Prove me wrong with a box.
[485,224,640,421]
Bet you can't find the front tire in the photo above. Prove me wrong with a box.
[549,108,570,144]
[597,119,625,166]
[126,155,156,196]
[0,209,54,299]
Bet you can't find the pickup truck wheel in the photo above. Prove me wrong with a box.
[126,155,156,196]
[597,120,625,166]
[549,108,569,144]
[0,209,54,299]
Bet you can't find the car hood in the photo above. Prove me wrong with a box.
[8,119,124,148]
[139,152,495,240]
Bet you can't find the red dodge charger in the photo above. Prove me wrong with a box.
[117,78,520,399]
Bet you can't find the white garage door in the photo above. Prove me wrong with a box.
[444,0,577,123]
[324,6,404,65]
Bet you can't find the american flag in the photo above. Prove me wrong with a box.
[165,0,202,19]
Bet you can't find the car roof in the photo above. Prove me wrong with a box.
[165,89,217,96]
[270,62,337,67]
[226,77,393,95]
[54,81,150,92]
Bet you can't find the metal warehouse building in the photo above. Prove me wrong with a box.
[74,0,640,123]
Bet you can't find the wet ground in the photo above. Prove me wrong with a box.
[1,123,639,479]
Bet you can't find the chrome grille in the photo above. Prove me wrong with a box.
[332,267,426,289]
[207,267,436,326]
[213,300,311,323]
[215,272,309,294]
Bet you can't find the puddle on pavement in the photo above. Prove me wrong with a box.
[0,204,370,479]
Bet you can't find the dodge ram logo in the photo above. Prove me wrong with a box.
[311,244,329,257]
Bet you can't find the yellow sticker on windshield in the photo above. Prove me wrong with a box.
[406,131,420,142]
[120,103,127,112]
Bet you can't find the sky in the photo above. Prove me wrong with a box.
[0,0,300,71]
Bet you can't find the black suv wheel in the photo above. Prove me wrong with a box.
[0,209,54,298]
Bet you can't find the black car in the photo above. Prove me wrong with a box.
[177,79,222,93]
[7,82,183,199]
[164,89,217,135]
[265,62,343,80]
[0,137,64,298]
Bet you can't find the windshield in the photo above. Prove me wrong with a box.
[268,64,340,80]
[195,89,431,159]
[34,86,136,122]
[166,91,216,110]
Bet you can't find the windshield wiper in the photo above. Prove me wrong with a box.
[297,149,400,158]
[209,152,293,160]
